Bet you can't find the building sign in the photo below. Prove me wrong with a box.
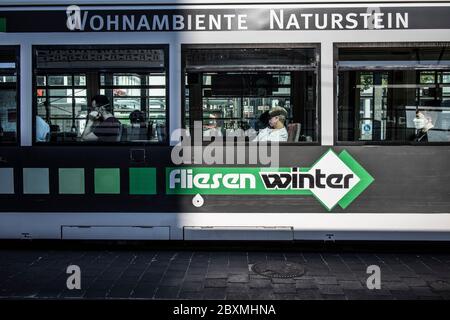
[166,149,374,210]
[1,6,450,32]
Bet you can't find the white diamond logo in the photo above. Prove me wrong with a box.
[308,150,360,210]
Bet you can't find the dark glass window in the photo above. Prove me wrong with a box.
[337,46,450,143]
[184,47,318,143]
[0,47,18,144]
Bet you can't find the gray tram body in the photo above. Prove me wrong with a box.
[0,0,449,241]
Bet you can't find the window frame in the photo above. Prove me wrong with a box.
[334,42,450,146]
[181,43,321,146]
[31,44,170,146]
[0,45,20,146]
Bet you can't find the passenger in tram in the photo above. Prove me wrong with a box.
[203,111,223,137]
[81,95,121,142]
[35,115,50,142]
[252,106,288,142]
[413,110,434,142]
[252,110,270,131]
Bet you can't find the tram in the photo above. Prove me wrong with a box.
[0,0,449,241]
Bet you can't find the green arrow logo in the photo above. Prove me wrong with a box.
[166,149,374,211]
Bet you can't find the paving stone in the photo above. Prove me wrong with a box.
[84,291,110,299]
[186,269,207,276]
[317,285,344,295]
[389,290,418,300]
[314,276,339,285]
[226,292,251,300]
[226,283,248,292]
[106,285,133,298]
[178,291,204,300]
[228,274,249,283]
[205,279,227,288]
[202,288,226,300]
[343,290,374,300]
[248,279,272,289]
[411,286,442,297]
[59,289,86,299]
[338,280,365,290]
[159,278,184,287]
[294,289,323,300]
[131,287,157,298]
[205,272,228,279]
[295,279,317,289]
[184,274,205,282]
[273,283,297,294]
[271,278,295,284]
[321,295,347,300]
[400,277,427,287]
[248,289,276,300]
[154,286,180,299]
[429,280,450,291]
[382,281,411,291]
[180,281,204,292]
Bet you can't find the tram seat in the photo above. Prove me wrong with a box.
[287,123,301,142]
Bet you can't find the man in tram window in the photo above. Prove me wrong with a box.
[412,110,435,142]
[203,110,223,137]
[81,95,121,142]
[252,106,288,142]
[35,115,50,142]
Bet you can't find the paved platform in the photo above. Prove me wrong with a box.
[1,244,450,300]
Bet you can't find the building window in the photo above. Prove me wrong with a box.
[34,46,168,144]
[0,47,19,144]
[183,46,319,143]
[337,45,450,143]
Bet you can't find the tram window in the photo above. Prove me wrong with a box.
[183,47,318,143]
[0,48,18,144]
[34,46,168,144]
[337,46,450,143]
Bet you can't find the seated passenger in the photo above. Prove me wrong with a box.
[252,107,288,142]
[36,115,50,142]
[128,110,147,141]
[81,95,121,142]
[203,111,223,137]
[413,110,434,142]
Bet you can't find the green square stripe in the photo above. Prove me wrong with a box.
[95,168,120,194]
[129,168,156,195]
[0,18,5,32]
[59,168,85,194]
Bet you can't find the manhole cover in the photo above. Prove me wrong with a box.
[251,261,306,278]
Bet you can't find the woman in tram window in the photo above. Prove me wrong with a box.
[252,106,288,142]
[81,95,121,142]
